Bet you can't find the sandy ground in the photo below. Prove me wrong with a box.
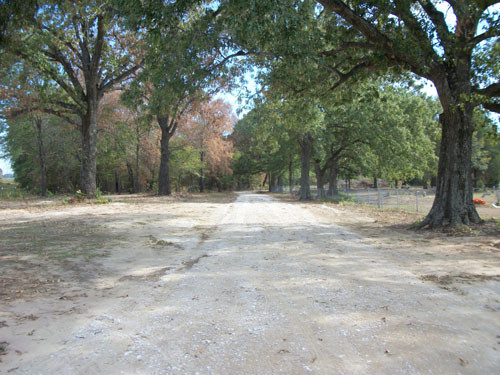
[0,192,499,374]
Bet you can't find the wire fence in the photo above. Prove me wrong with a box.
[344,187,500,213]
[345,188,435,213]
[277,185,500,215]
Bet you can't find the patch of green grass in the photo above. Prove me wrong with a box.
[411,219,424,228]
[0,179,32,200]
[321,192,356,204]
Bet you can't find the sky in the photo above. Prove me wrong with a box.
[0,157,12,175]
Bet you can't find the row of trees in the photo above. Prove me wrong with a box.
[231,78,500,199]
[1,0,499,227]
[0,0,236,197]
[1,93,235,195]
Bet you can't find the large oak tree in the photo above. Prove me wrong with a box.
[315,0,500,226]
[7,0,141,195]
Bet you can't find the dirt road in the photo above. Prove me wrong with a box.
[1,192,499,374]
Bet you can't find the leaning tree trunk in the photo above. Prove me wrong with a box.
[80,99,99,196]
[298,132,313,200]
[34,117,47,197]
[327,160,338,197]
[158,126,172,196]
[422,79,481,228]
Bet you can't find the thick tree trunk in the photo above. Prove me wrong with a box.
[422,73,482,227]
[158,125,172,196]
[199,151,205,192]
[115,171,122,194]
[422,109,481,227]
[314,160,326,198]
[126,162,134,192]
[34,117,47,197]
[327,161,338,197]
[80,99,99,196]
[269,172,277,192]
[373,177,378,189]
[277,174,284,193]
[288,160,293,194]
[298,132,313,200]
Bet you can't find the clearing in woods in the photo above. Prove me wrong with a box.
[0,192,499,374]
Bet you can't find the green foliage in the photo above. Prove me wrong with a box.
[322,192,355,204]
[2,114,80,193]
[169,140,203,192]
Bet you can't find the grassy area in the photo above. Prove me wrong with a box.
[0,218,115,262]
[0,178,23,200]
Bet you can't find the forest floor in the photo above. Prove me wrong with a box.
[0,192,499,374]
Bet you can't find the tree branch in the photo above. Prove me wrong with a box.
[470,29,500,46]
[416,0,452,47]
[475,82,500,97]
[100,63,142,93]
[482,101,500,114]
[320,42,376,56]
[91,15,105,78]
[43,47,86,102]
[316,0,437,78]
[328,61,372,91]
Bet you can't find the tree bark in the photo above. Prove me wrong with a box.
[126,161,134,192]
[158,117,173,196]
[269,172,277,192]
[298,132,313,200]
[277,174,284,193]
[80,99,98,196]
[288,160,293,194]
[199,151,205,192]
[134,125,140,193]
[327,160,338,197]
[421,103,481,227]
[34,117,47,197]
[314,159,326,198]
[115,171,122,194]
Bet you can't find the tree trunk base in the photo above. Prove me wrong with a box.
[420,202,483,228]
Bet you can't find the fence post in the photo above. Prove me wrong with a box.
[377,188,382,208]
[415,190,419,213]
[396,188,400,210]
